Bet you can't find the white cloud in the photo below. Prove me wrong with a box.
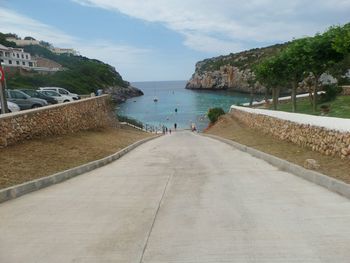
[78,41,150,79]
[0,7,76,46]
[72,0,350,53]
[182,33,243,54]
[0,7,150,80]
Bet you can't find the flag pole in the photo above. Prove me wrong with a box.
[0,62,9,114]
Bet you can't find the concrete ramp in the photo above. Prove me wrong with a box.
[1,131,350,262]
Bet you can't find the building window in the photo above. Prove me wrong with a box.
[26,55,29,59]
[0,51,3,56]
[16,61,19,65]
[17,53,19,58]
[22,61,25,66]
[9,60,12,64]
[21,54,24,59]
[0,59,3,63]
[29,62,33,67]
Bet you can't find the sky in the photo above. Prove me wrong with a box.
[0,0,349,81]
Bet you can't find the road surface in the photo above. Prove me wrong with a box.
[1,131,350,262]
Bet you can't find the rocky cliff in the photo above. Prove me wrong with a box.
[105,83,143,103]
[186,44,286,93]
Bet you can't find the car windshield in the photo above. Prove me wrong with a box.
[11,90,29,99]
[23,90,37,96]
[43,91,60,96]
[59,89,69,95]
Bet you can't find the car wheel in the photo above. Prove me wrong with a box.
[31,104,42,108]
[63,100,70,103]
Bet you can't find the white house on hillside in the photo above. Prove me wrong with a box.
[5,37,40,46]
[0,44,37,68]
[51,47,78,56]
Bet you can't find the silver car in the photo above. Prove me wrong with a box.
[0,101,20,113]
[6,90,48,110]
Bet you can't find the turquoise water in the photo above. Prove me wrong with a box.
[117,81,254,131]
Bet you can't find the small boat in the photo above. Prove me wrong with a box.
[153,97,158,102]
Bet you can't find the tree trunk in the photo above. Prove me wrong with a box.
[313,77,318,113]
[249,86,254,107]
[291,81,297,112]
[275,87,280,110]
[272,88,278,110]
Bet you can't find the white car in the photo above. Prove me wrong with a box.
[0,101,21,113]
[38,90,74,103]
[38,87,80,100]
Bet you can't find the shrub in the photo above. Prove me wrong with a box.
[207,107,225,123]
[320,84,343,102]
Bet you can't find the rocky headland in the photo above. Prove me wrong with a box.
[186,44,286,93]
[105,83,143,103]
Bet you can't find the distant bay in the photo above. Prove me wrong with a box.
[117,80,255,131]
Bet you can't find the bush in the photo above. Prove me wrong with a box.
[207,107,225,123]
[320,84,343,102]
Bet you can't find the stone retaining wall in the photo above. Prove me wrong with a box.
[341,85,350,96]
[230,108,350,160]
[0,95,117,147]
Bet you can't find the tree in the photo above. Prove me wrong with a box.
[24,36,36,40]
[306,30,344,112]
[331,23,350,55]
[254,54,287,110]
[280,38,310,112]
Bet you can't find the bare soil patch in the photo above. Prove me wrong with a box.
[0,126,154,189]
[206,114,350,184]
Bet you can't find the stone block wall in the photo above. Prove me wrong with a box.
[0,95,117,147]
[341,86,350,96]
[230,108,350,160]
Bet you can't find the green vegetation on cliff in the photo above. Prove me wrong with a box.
[197,43,287,73]
[0,33,129,95]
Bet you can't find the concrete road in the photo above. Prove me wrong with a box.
[1,131,350,262]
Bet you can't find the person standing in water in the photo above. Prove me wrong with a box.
[174,123,177,130]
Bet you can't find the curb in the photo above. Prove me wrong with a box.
[0,135,160,204]
[202,134,350,199]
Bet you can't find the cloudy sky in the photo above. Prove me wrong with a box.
[0,0,349,81]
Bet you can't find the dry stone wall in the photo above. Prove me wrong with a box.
[230,108,350,160]
[0,95,117,147]
[341,86,350,96]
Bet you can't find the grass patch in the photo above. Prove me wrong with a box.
[271,95,350,118]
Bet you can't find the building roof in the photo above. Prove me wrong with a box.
[0,44,9,50]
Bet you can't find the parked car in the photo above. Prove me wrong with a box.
[20,89,58,105]
[38,90,73,103]
[38,87,80,100]
[0,101,20,113]
[6,90,48,110]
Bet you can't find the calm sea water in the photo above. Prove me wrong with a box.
[117,80,254,131]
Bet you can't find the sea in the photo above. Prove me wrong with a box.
[117,80,255,132]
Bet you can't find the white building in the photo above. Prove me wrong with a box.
[5,37,40,46]
[51,47,78,56]
[0,44,37,68]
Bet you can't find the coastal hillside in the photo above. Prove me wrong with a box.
[186,43,287,93]
[0,33,143,103]
[186,24,350,93]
